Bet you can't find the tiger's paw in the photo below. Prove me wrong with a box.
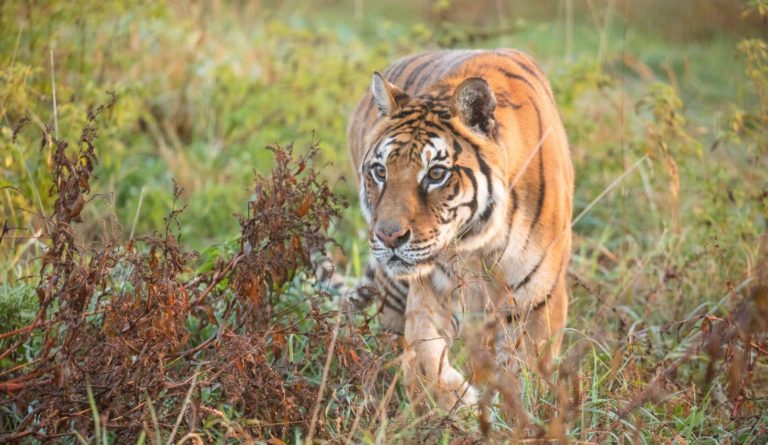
[407,366,478,414]
[435,367,478,411]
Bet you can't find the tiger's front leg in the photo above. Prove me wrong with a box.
[402,276,477,412]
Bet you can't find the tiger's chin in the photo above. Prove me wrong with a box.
[382,256,435,279]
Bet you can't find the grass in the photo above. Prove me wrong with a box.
[1,0,767,443]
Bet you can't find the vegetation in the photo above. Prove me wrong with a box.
[1,0,767,443]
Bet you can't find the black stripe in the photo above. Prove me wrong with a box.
[512,251,546,291]
[380,282,406,310]
[378,269,408,299]
[500,187,519,250]
[496,67,538,95]
[455,137,495,238]
[515,61,546,90]
[433,151,448,163]
[385,115,422,131]
[433,51,466,79]
[381,293,406,314]
[444,52,479,77]
[446,182,460,201]
[436,261,452,277]
[529,291,553,312]
[511,187,519,215]
[473,141,493,199]
[419,118,452,132]
[402,57,437,92]
[496,92,524,110]
[526,96,546,237]
[504,291,554,320]
[373,179,387,211]
[527,252,564,313]
[545,255,566,297]
[384,116,453,142]
[407,241,438,253]
[475,143,494,224]
[382,289,406,311]
[413,51,464,92]
[451,166,478,215]
[365,132,391,163]
[452,139,463,162]
[365,265,376,280]
[530,95,543,138]
[477,200,494,224]
[386,53,425,84]
[394,277,410,296]
[529,154,546,229]
[412,57,443,92]
[502,49,555,103]
[417,183,429,207]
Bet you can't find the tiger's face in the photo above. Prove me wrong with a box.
[359,74,508,278]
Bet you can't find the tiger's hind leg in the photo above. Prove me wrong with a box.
[500,282,568,374]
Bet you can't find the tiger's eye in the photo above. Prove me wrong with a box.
[371,163,386,181]
[427,166,447,182]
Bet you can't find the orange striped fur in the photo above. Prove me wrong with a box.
[346,49,573,410]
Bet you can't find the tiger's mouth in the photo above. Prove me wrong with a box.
[382,253,436,278]
[387,255,409,266]
[369,230,444,278]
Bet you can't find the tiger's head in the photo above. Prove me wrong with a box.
[359,72,510,278]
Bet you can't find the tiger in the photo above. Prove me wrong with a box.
[343,49,573,411]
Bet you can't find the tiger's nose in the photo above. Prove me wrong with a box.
[375,221,411,249]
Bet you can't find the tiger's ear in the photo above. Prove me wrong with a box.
[452,77,496,135]
[371,72,408,117]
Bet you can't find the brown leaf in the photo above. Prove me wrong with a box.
[67,193,85,219]
[296,192,313,217]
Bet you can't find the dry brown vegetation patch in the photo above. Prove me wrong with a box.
[0,95,377,442]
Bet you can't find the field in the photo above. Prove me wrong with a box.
[1,0,768,443]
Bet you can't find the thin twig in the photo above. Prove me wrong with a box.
[375,364,402,443]
[129,186,146,241]
[510,127,552,190]
[167,366,201,445]
[306,314,341,444]
[190,254,244,307]
[49,45,58,139]
[571,155,649,228]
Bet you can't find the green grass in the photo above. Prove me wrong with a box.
[1,0,767,443]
